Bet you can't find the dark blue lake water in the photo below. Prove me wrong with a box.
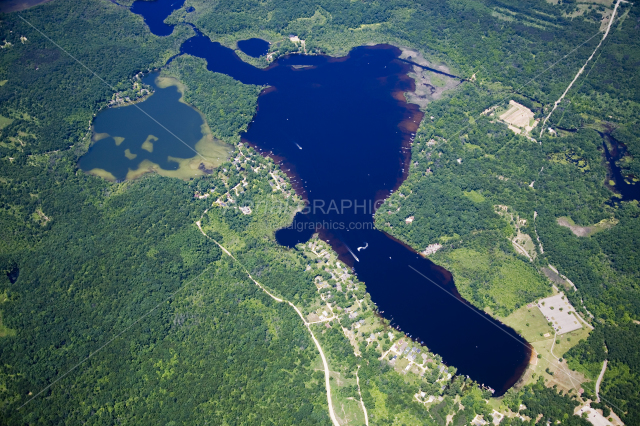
[237,38,270,58]
[130,6,532,395]
[602,132,640,202]
[130,0,185,37]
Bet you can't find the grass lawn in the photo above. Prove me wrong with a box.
[0,115,13,130]
[499,305,554,341]
[330,370,366,425]
[463,190,486,203]
[498,305,590,392]
[0,312,16,338]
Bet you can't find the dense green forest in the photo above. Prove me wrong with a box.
[2,0,639,424]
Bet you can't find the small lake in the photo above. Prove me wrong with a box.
[237,38,270,58]
[6,266,19,284]
[127,5,532,395]
[601,132,640,201]
[78,73,229,182]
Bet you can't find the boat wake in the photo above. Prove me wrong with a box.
[357,242,368,251]
[345,244,360,262]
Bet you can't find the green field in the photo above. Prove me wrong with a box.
[0,115,13,130]
[499,304,591,392]
[432,237,551,316]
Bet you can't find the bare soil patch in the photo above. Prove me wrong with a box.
[557,216,617,237]
[541,267,573,291]
[498,100,538,134]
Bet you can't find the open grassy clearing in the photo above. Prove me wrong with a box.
[499,305,591,392]
[437,245,550,316]
[463,190,486,203]
[498,304,555,342]
[0,115,13,130]
[0,312,16,338]
[308,332,366,425]
[330,370,367,426]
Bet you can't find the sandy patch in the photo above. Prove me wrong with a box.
[421,243,442,257]
[155,76,188,103]
[86,167,117,182]
[141,134,158,153]
[124,149,137,160]
[92,132,110,143]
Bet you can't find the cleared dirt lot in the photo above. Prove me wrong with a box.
[499,100,538,134]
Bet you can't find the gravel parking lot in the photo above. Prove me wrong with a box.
[537,293,583,335]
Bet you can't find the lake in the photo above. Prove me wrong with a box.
[130,0,185,37]
[237,38,270,58]
[127,4,532,395]
[601,132,640,202]
[78,73,229,182]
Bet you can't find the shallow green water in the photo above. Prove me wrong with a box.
[78,73,227,181]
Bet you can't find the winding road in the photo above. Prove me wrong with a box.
[356,366,370,426]
[196,216,340,426]
[595,359,608,403]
